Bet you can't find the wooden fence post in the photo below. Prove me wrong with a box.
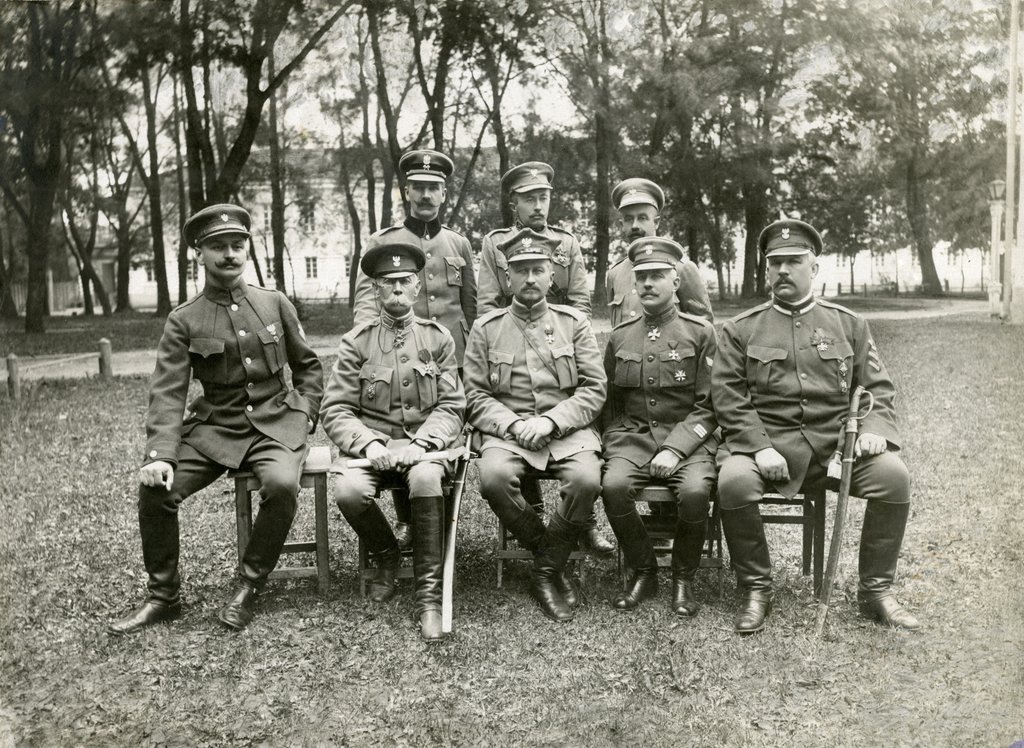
[98,338,113,380]
[6,354,19,402]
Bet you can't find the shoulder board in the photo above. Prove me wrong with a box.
[608,256,628,270]
[548,303,587,322]
[816,298,859,317]
[172,292,205,313]
[677,310,713,328]
[245,285,279,299]
[731,300,773,322]
[414,317,448,334]
[476,307,509,325]
[548,224,575,238]
[485,226,514,238]
[346,318,381,338]
[611,315,643,332]
[441,225,467,239]
[371,224,404,238]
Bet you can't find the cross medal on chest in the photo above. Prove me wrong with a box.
[647,326,661,341]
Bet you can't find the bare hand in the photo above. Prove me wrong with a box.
[393,441,426,467]
[649,449,682,480]
[140,460,174,490]
[855,432,887,459]
[754,448,790,484]
[516,417,555,451]
[364,441,395,471]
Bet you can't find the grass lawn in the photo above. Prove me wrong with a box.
[1,314,1022,746]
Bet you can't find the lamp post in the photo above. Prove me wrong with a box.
[990,179,1006,316]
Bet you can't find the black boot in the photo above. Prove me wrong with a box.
[607,508,658,610]
[671,517,706,617]
[530,516,582,622]
[858,501,920,630]
[721,504,773,634]
[109,500,183,635]
[521,476,546,519]
[345,502,400,602]
[239,486,298,589]
[580,509,616,558]
[217,583,258,631]
[504,504,547,553]
[412,495,446,641]
[393,488,413,551]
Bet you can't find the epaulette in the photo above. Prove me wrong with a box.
[475,307,509,325]
[548,303,587,322]
[678,310,713,329]
[172,292,205,313]
[345,318,381,339]
[415,316,448,334]
[608,256,628,270]
[611,315,643,331]
[731,300,773,322]
[548,224,575,238]
[370,224,404,238]
[442,224,467,239]
[485,226,515,238]
[816,298,859,317]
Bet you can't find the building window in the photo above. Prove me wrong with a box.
[144,262,155,282]
[299,201,316,232]
[262,204,272,233]
[305,256,319,280]
[186,259,199,281]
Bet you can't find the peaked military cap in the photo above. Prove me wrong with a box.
[399,149,454,183]
[501,161,554,195]
[628,236,684,272]
[612,178,665,212]
[360,242,426,279]
[758,218,823,257]
[498,227,560,263]
[183,204,251,247]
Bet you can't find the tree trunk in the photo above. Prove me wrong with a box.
[268,51,288,292]
[905,153,942,295]
[141,70,172,315]
[115,221,133,312]
[592,104,613,308]
[0,229,20,318]
[172,76,189,304]
[741,184,769,298]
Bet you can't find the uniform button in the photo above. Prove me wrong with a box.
[230,304,239,311]
[630,311,637,317]
[429,295,435,301]
[631,289,637,295]
[428,273,435,279]
[402,380,410,386]
[426,252,432,258]
[795,321,801,328]
[238,330,246,337]
[649,398,657,406]
[431,316,438,321]
[403,402,410,409]
[647,377,655,384]
[529,323,536,329]
[800,373,807,380]
[247,382,255,390]
[244,357,252,365]
[149,450,157,458]
[273,336,279,342]
[246,405,253,412]
[647,355,655,362]
[801,398,808,405]
[401,356,409,363]
[651,421,658,427]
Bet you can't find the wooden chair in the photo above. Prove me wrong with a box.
[759,484,827,595]
[231,444,332,595]
[616,486,725,597]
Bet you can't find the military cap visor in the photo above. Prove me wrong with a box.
[502,162,555,195]
[400,149,454,183]
[629,237,684,271]
[759,219,823,257]
[360,242,426,278]
[612,178,665,212]
[184,204,252,247]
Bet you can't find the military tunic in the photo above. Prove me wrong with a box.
[464,299,606,523]
[353,217,477,364]
[712,297,902,499]
[602,307,718,521]
[477,224,591,316]
[605,255,714,327]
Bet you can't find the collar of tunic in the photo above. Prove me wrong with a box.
[380,309,415,329]
[771,292,816,316]
[202,281,248,306]
[404,215,442,239]
[642,304,677,328]
[510,297,549,322]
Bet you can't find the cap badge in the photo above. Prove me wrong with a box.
[522,237,532,247]
[220,213,229,222]
[781,227,790,239]
[392,256,401,266]
[627,188,637,195]
[423,154,431,167]
[643,245,654,255]
[529,168,538,177]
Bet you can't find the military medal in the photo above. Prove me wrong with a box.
[544,324,555,345]
[266,323,276,334]
[839,360,849,393]
[810,328,834,352]
[674,370,686,383]
[647,326,661,341]
[489,372,499,386]
[667,342,680,361]
[366,382,376,400]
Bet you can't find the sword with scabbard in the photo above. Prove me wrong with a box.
[814,385,875,638]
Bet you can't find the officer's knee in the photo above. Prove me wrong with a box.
[601,472,635,515]
[407,462,444,497]
[258,470,299,507]
[860,451,911,504]
[138,484,181,516]
[333,474,376,515]
[477,453,519,496]
[676,488,711,524]
[717,456,762,511]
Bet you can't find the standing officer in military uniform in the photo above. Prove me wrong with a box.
[109,204,324,635]
[477,162,612,555]
[352,149,476,550]
[601,238,718,615]
[321,242,465,641]
[464,229,606,623]
[606,178,713,327]
[713,218,919,634]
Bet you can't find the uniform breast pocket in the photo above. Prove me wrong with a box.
[359,363,394,415]
[815,341,854,393]
[414,362,439,409]
[550,345,578,390]
[613,350,642,388]
[487,350,514,395]
[256,322,286,373]
[551,255,570,291]
[746,345,788,392]
[444,255,466,287]
[659,347,696,388]
[188,338,227,382]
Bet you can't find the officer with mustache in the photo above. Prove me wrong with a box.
[713,219,919,634]
[109,204,324,635]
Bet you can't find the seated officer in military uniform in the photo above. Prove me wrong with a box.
[352,149,476,551]
[601,238,718,615]
[606,178,713,327]
[713,218,920,634]
[320,242,465,641]
[464,229,607,623]
[477,161,613,556]
[109,204,324,635]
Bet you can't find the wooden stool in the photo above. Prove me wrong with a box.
[616,486,725,597]
[232,444,332,595]
[760,485,827,595]
[495,467,587,589]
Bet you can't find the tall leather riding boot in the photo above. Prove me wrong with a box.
[505,504,547,553]
[606,508,658,610]
[393,488,413,551]
[345,502,401,602]
[580,507,616,557]
[412,495,446,641]
[530,516,582,622]
[239,492,297,587]
[721,503,773,634]
[108,505,183,635]
[521,476,546,518]
[671,518,706,617]
[858,501,920,630]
